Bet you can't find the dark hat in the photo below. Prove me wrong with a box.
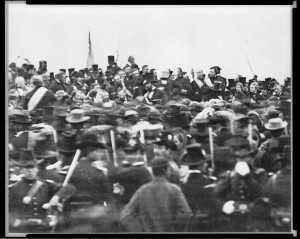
[92,64,99,73]
[79,69,85,76]
[76,132,105,150]
[52,116,70,132]
[108,55,115,63]
[144,73,157,84]
[188,103,204,113]
[33,136,57,159]
[210,81,222,91]
[182,143,206,166]
[213,146,236,173]
[210,66,222,74]
[57,131,77,153]
[153,131,177,150]
[265,77,272,84]
[60,69,66,73]
[55,72,65,79]
[11,113,32,124]
[105,70,113,76]
[23,72,33,80]
[28,64,35,70]
[68,68,75,76]
[43,106,55,117]
[223,135,253,152]
[54,105,69,117]
[14,149,37,168]
[248,79,254,86]
[228,79,236,88]
[238,77,246,86]
[84,68,89,74]
[149,156,169,168]
[76,71,84,78]
[190,118,209,136]
[261,81,268,90]
[150,99,161,106]
[107,86,118,94]
[49,72,54,79]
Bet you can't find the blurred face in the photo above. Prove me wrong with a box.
[93,84,100,90]
[145,82,153,91]
[118,71,126,78]
[92,72,98,78]
[209,69,216,77]
[274,85,282,95]
[236,85,242,92]
[196,71,204,79]
[77,77,84,84]
[118,90,126,99]
[21,166,38,180]
[124,67,131,75]
[250,84,256,93]
[133,70,139,77]
[143,67,149,74]
[129,57,135,64]
[114,76,121,84]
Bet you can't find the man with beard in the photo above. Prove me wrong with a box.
[143,73,168,105]
[208,66,227,91]
[157,69,180,100]
[85,64,101,90]
[249,82,265,104]
[122,65,136,99]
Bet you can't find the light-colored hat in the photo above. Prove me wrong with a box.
[124,110,138,117]
[55,90,67,98]
[264,117,287,130]
[66,109,90,123]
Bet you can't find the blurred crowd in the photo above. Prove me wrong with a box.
[7,56,292,233]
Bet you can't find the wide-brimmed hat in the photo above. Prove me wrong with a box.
[33,136,57,159]
[76,132,105,149]
[105,70,113,76]
[210,81,223,91]
[144,73,157,84]
[14,149,37,168]
[57,131,77,153]
[190,118,209,136]
[137,104,152,117]
[11,113,32,124]
[264,118,288,131]
[66,109,90,123]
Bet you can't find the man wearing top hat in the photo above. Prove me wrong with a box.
[9,149,76,233]
[106,55,121,76]
[208,66,227,91]
[143,73,168,105]
[85,64,100,90]
[21,76,57,112]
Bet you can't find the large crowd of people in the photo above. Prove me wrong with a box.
[7,55,292,233]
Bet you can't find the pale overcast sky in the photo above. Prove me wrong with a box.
[6,2,292,82]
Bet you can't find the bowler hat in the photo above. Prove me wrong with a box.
[57,131,77,153]
[210,81,223,91]
[14,149,37,168]
[149,156,169,168]
[33,137,56,159]
[66,109,90,123]
[108,56,115,64]
[264,118,287,131]
[76,132,105,149]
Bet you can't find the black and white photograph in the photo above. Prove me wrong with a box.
[5,1,294,236]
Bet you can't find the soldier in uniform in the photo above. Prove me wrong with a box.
[9,149,76,234]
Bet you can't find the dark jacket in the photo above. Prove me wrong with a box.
[175,76,193,100]
[22,86,57,110]
[144,88,168,105]
[49,80,67,94]
[191,80,210,102]
[157,77,181,99]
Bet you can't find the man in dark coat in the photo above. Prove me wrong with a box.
[22,76,57,111]
[120,157,191,232]
[249,82,265,104]
[106,56,121,76]
[191,70,212,102]
[206,81,225,101]
[157,69,181,100]
[143,73,168,105]
[174,68,193,100]
[49,72,68,94]
[208,66,227,91]
[9,149,75,233]
[124,55,139,70]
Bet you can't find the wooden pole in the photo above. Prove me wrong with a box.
[63,149,81,186]
[140,129,148,166]
[110,130,118,167]
[208,127,215,171]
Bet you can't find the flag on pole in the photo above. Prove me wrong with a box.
[87,32,95,68]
